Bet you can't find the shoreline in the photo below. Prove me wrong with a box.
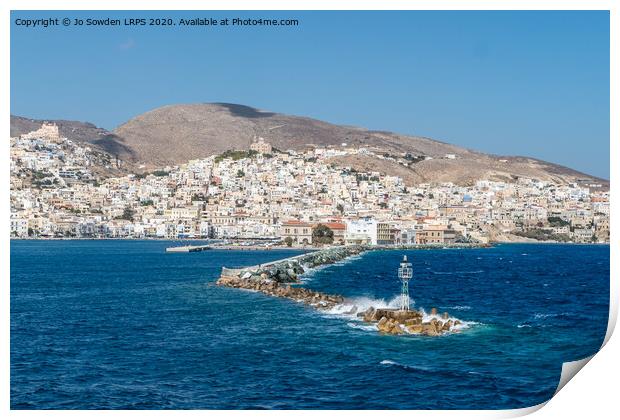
[8,237,608,246]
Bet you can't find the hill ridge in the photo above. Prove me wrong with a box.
[10,103,608,188]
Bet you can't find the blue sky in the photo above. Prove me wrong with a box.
[11,10,609,178]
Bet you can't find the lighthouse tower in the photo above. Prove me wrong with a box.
[397,255,413,311]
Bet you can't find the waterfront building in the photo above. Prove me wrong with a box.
[322,222,346,245]
[398,228,417,245]
[280,220,313,245]
[345,217,378,245]
[376,222,392,245]
[416,225,447,244]
[10,215,28,237]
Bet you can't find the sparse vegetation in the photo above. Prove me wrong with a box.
[512,229,571,242]
[312,224,334,246]
[214,150,257,163]
[403,153,426,164]
[116,206,135,221]
[547,216,570,227]
[32,170,52,180]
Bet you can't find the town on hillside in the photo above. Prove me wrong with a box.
[10,123,610,245]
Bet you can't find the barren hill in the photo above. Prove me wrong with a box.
[11,103,608,187]
[111,103,606,187]
[112,103,470,166]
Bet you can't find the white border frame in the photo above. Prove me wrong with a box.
[2,1,616,419]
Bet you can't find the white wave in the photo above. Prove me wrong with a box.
[431,270,483,275]
[386,295,406,309]
[298,265,319,277]
[236,288,259,294]
[322,295,402,319]
[324,294,414,317]
[533,312,570,320]
[322,296,478,335]
[379,360,432,372]
[446,305,472,310]
[347,322,378,331]
[517,324,532,328]
[418,308,479,331]
[299,252,366,280]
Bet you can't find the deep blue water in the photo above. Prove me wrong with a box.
[10,241,609,409]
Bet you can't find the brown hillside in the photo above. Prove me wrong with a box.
[11,103,608,188]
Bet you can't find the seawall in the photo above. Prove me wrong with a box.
[216,244,477,336]
[217,245,367,309]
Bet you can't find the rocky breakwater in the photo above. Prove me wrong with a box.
[358,307,461,336]
[217,246,463,336]
[216,246,367,309]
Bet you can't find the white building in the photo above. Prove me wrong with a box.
[345,217,377,245]
[10,216,29,237]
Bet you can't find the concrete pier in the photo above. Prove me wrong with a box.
[165,244,212,253]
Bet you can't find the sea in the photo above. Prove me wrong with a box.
[10,240,609,409]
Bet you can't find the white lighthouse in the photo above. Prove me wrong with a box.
[397,255,413,311]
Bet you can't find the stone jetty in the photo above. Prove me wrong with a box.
[217,274,345,309]
[216,245,463,336]
[216,246,366,309]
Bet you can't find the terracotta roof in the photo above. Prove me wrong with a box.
[322,222,346,230]
[282,220,313,226]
